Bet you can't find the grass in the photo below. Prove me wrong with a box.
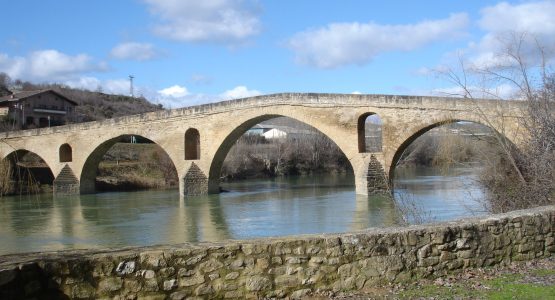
[399,272,555,299]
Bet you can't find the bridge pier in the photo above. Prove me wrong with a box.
[367,154,389,194]
[53,164,80,195]
[181,162,209,197]
[356,154,389,195]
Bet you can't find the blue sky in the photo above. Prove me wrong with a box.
[1,0,554,108]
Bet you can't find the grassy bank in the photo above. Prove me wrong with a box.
[311,257,555,299]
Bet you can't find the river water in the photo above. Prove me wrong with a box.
[0,166,486,255]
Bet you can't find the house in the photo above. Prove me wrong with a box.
[0,89,77,129]
[246,124,316,140]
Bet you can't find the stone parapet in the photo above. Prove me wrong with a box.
[1,205,554,299]
[0,93,525,139]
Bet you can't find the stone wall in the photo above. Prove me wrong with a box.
[366,155,389,194]
[1,206,553,299]
[52,164,80,195]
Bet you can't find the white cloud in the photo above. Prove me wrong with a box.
[143,0,260,43]
[0,50,106,82]
[152,84,261,108]
[351,91,362,95]
[158,85,190,98]
[467,1,555,68]
[64,76,102,90]
[431,83,519,99]
[220,85,261,99]
[479,1,555,34]
[104,79,132,95]
[110,42,160,61]
[288,13,469,69]
[64,77,132,95]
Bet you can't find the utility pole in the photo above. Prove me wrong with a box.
[129,75,135,97]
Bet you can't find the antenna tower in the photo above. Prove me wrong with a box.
[129,75,135,97]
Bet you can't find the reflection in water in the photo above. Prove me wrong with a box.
[394,165,486,222]
[0,167,485,255]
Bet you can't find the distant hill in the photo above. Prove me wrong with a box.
[55,87,163,122]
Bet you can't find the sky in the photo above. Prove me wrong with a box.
[1,0,554,108]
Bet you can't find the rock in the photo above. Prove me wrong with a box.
[178,268,195,277]
[291,288,312,299]
[140,251,167,269]
[163,279,178,291]
[195,283,215,296]
[98,277,123,294]
[225,272,239,280]
[71,282,96,299]
[198,259,224,273]
[169,290,190,300]
[179,275,205,287]
[116,261,136,275]
[143,278,159,292]
[245,276,272,291]
[159,267,175,278]
[224,291,244,298]
[124,278,142,293]
[140,269,156,279]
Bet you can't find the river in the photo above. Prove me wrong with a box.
[0,165,486,255]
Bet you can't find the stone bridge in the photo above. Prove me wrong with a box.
[0,93,527,196]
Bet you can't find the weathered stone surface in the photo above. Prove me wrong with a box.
[140,269,156,279]
[163,279,178,291]
[143,278,159,292]
[225,272,239,280]
[98,277,123,294]
[0,93,528,197]
[116,261,136,276]
[291,288,312,299]
[0,206,553,300]
[179,275,204,287]
[71,282,96,299]
[198,259,223,273]
[245,276,272,291]
[140,251,166,269]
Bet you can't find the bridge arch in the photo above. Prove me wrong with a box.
[387,118,514,182]
[79,134,179,194]
[2,149,55,194]
[206,114,355,194]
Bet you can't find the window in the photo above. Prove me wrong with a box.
[358,113,383,152]
[59,143,72,162]
[185,128,200,160]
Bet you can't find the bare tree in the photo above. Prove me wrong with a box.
[439,32,555,212]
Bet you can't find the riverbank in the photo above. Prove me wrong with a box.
[1,205,553,299]
[312,256,555,299]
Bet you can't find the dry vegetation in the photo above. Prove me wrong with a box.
[221,118,352,180]
[438,33,555,213]
[96,143,178,191]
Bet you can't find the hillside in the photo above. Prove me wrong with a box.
[57,87,163,122]
[0,76,163,126]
